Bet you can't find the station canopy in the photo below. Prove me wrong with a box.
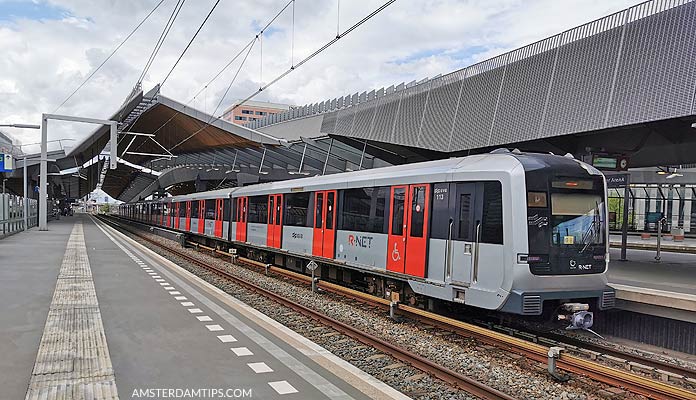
[65,85,393,202]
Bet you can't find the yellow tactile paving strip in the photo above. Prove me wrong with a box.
[25,222,119,399]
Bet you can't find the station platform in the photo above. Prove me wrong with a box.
[608,248,696,323]
[0,214,407,400]
[610,233,696,253]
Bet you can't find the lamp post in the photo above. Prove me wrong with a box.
[0,123,41,231]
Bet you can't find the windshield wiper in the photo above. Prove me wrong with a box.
[580,201,601,254]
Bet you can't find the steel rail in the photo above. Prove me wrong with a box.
[229,253,696,400]
[99,217,515,400]
[104,215,696,400]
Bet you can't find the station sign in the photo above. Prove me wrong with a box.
[606,173,629,188]
[0,153,14,172]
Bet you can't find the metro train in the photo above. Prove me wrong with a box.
[117,150,615,329]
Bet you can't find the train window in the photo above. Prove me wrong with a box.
[481,181,503,245]
[268,196,275,223]
[275,197,281,224]
[430,183,451,240]
[339,187,388,233]
[223,199,231,221]
[179,202,186,217]
[285,192,311,227]
[315,193,323,229]
[191,200,199,217]
[410,186,425,237]
[205,200,215,219]
[326,192,335,229]
[458,194,472,240]
[247,195,268,223]
[392,187,406,236]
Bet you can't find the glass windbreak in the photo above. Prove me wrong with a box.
[551,193,605,248]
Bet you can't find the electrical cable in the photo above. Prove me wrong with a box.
[232,0,397,112]
[168,0,397,152]
[119,0,221,145]
[160,0,222,88]
[53,0,167,113]
[168,39,257,151]
[137,0,187,84]
[138,0,293,139]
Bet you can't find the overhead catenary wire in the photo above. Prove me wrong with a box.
[146,38,257,138]
[291,0,295,67]
[53,0,167,113]
[138,0,294,140]
[336,0,340,37]
[168,39,257,151]
[160,0,222,88]
[166,0,397,154]
[120,0,223,144]
[232,0,397,112]
[137,0,187,84]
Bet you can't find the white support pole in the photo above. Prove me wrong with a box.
[39,114,48,231]
[110,122,117,169]
[38,113,117,230]
[23,157,27,231]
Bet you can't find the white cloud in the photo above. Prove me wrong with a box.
[0,0,638,145]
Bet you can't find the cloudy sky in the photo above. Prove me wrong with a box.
[0,0,638,147]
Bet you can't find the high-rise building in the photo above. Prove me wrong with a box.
[221,100,291,125]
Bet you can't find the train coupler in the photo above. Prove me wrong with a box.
[547,346,570,382]
[558,303,593,330]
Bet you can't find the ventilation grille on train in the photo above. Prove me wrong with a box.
[522,295,542,315]
[601,291,616,309]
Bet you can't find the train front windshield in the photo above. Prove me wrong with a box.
[551,193,605,249]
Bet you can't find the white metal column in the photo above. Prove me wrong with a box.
[39,113,118,231]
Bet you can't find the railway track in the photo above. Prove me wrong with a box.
[99,216,514,400]
[102,215,696,400]
[227,251,696,394]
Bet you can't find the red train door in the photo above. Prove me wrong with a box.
[198,200,205,234]
[312,190,337,258]
[266,194,283,248]
[185,201,191,231]
[174,203,180,229]
[387,186,408,273]
[386,184,430,277]
[214,199,223,237]
[236,197,247,242]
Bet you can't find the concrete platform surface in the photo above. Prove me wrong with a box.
[610,233,696,253]
[608,248,696,295]
[0,214,409,400]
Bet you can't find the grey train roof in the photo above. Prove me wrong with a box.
[161,152,597,202]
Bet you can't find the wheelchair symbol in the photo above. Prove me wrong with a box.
[391,243,401,262]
